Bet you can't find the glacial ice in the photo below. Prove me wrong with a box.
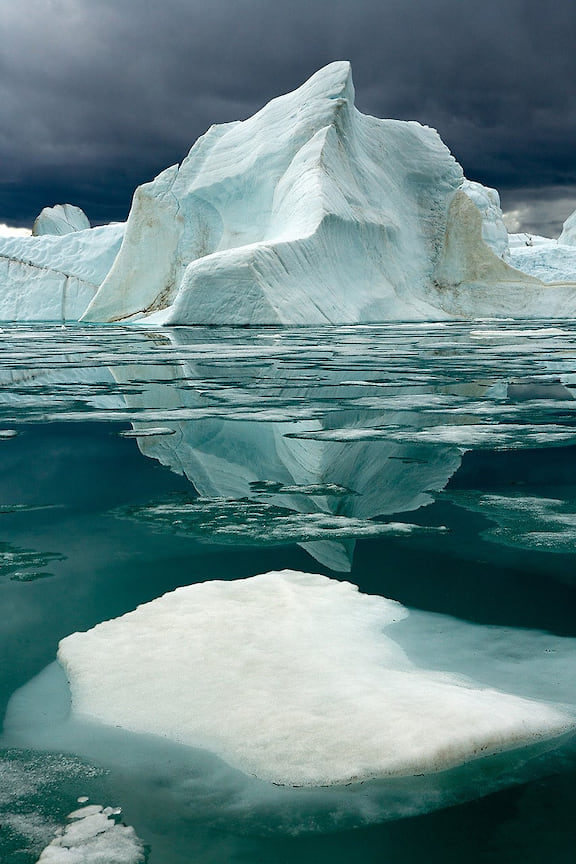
[459,180,510,261]
[559,208,576,246]
[0,224,124,321]
[32,204,91,237]
[506,209,576,284]
[3,62,576,323]
[53,570,573,788]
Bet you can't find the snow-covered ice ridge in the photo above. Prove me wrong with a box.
[57,570,574,787]
[2,61,576,323]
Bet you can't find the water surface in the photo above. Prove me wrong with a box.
[0,322,575,862]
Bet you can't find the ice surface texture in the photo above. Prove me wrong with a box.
[57,570,573,787]
[3,61,576,323]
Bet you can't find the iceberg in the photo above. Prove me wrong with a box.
[3,62,576,324]
[507,207,576,284]
[46,571,573,787]
[32,204,91,237]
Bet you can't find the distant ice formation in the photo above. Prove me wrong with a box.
[1,62,576,323]
[32,203,91,237]
[54,570,573,787]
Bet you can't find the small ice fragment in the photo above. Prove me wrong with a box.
[119,427,176,438]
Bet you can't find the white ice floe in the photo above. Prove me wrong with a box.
[36,803,146,863]
[56,570,574,788]
[444,491,576,554]
[283,423,576,449]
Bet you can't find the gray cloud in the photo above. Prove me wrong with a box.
[1,0,575,232]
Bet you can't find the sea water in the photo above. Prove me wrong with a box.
[0,322,575,862]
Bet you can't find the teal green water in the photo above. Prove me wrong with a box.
[0,323,575,862]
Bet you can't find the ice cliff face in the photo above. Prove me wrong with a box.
[559,208,576,246]
[0,223,124,321]
[2,61,576,323]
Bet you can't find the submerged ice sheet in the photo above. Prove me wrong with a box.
[444,491,576,554]
[1,321,576,573]
[116,497,446,548]
[53,571,573,788]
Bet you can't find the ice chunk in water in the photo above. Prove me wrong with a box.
[36,802,146,863]
[50,570,573,788]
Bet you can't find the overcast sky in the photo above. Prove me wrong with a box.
[1,0,575,234]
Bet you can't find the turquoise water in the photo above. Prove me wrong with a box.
[0,322,575,862]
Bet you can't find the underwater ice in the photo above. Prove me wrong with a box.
[54,570,573,788]
[2,62,576,323]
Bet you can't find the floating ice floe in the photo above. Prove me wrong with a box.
[118,426,176,438]
[48,571,574,788]
[116,497,446,546]
[443,491,576,555]
[36,802,146,864]
[0,750,105,859]
[285,422,576,449]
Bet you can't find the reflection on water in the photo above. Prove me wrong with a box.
[0,322,575,862]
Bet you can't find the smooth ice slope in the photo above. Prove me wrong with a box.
[0,224,124,320]
[57,570,573,787]
[32,204,91,236]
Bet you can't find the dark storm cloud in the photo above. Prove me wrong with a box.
[1,0,575,232]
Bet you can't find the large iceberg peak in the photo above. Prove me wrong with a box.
[82,61,464,324]
[3,61,576,324]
